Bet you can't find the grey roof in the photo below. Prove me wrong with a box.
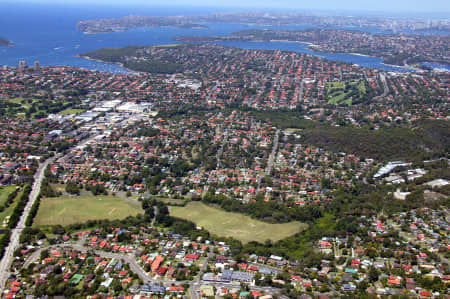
[231,271,254,282]
[140,283,166,294]
[222,269,233,281]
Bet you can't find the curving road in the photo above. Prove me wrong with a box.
[22,244,160,285]
[22,243,281,297]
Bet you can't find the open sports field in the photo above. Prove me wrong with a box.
[170,201,308,244]
[34,194,143,226]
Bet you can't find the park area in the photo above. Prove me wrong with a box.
[170,201,308,244]
[326,81,366,106]
[34,193,143,226]
[57,108,86,115]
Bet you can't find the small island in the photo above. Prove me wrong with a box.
[0,37,13,46]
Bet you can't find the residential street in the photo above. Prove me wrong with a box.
[266,130,280,176]
[21,243,282,297]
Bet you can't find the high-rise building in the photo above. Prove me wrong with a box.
[34,61,40,71]
[18,60,27,71]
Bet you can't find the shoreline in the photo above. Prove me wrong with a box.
[218,38,448,72]
[381,62,419,71]
[76,44,417,75]
[301,41,319,47]
[69,40,447,74]
[76,55,136,74]
[350,52,375,58]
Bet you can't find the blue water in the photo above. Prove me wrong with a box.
[213,41,412,71]
[0,3,444,73]
[0,3,237,73]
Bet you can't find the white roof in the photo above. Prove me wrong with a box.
[425,179,449,188]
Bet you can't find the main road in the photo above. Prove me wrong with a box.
[0,133,99,291]
[0,155,57,290]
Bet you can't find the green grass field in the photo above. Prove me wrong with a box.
[170,201,308,244]
[58,108,86,115]
[326,81,366,106]
[5,97,35,105]
[50,183,66,193]
[327,92,347,105]
[153,196,186,205]
[0,186,21,227]
[2,98,82,118]
[357,81,366,94]
[327,81,345,90]
[0,201,18,226]
[284,128,303,132]
[34,194,143,226]
[4,98,39,110]
[0,185,17,207]
[2,98,48,118]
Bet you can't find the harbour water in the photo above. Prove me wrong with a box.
[0,2,448,73]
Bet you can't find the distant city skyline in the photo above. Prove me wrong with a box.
[6,0,450,14]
